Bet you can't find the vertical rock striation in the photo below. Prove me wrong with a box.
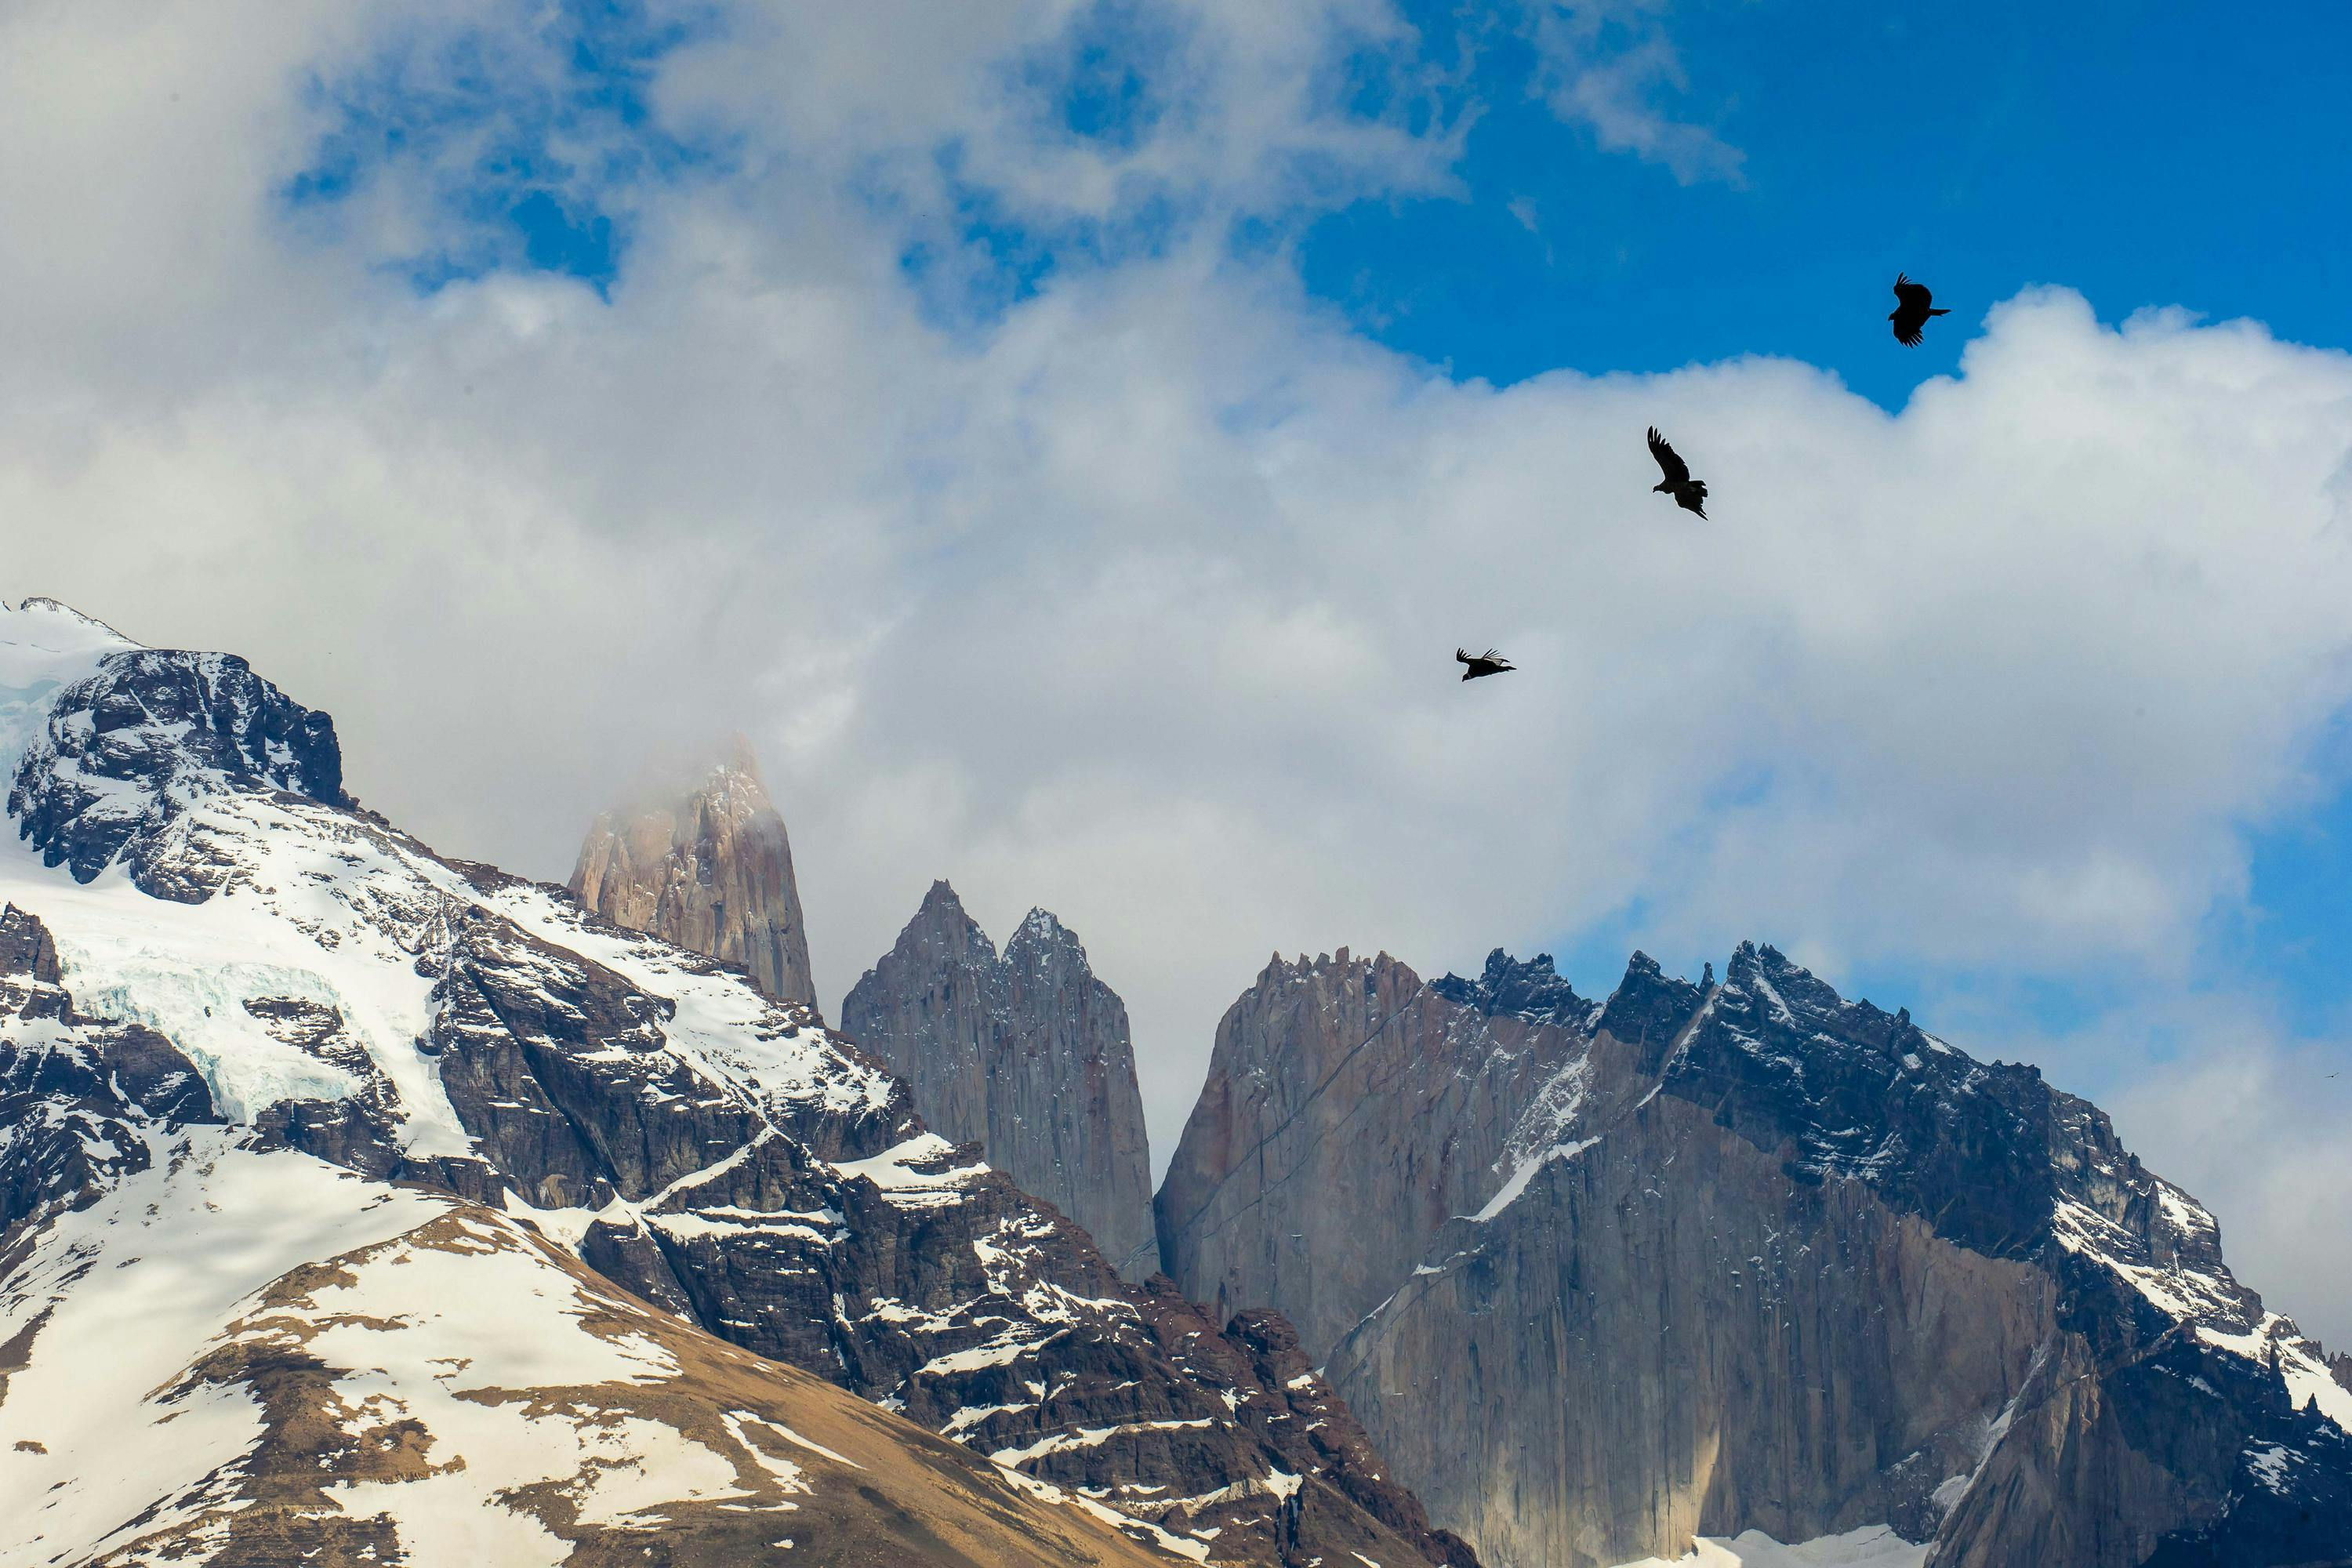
[1160,940,2352,1568]
[841,881,1157,1280]
[570,737,818,1013]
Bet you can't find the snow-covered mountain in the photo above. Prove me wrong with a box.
[0,597,1472,1568]
[1159,945,2352,1568]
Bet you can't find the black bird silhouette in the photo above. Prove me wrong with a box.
[1456,648,1515,681]
[1646,427,1708,518]
[1889,274,1949,347]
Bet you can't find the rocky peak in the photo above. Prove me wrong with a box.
[1592,947,1710,1065]
[898,877,995,963]
[1163,935,2352,1568]
[569,736,818,1011]
[1006,905,1077,966]
[8,648,347,898]
[1430,947,1589,1025]
[842,886,1157,1280]
[2,615,1478,1568]
[1679,942,2056,1259]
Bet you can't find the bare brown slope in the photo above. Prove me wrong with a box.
[95,1204,1179,1568]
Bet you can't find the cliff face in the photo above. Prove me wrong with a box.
[841,882,1157,1281]
[570,737,818,1012]
[1155,947,1588,1347]
[1161,941,2352,1568]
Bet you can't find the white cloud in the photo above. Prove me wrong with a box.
[1517,2,1745,186]
[2,0,2349,1338]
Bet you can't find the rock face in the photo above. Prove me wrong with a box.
[1,601,1472,1568]
[1161,942,2352,1568]
[842,881,1157,1280]
[570,737,818,1012]
[1156,947,1590,1346]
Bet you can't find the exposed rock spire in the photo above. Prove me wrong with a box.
[570,736,818,1013]
[841,880,1156,1280]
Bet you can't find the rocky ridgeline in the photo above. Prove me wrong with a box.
[1160,943,2352,1568]
[571,736,820,1012]
[842,880,1158,1281]
[1,906,1195,1568]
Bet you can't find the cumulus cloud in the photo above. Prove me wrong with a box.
[2,0,2348,1338]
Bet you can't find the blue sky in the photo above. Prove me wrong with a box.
[1304,0,2352,410]
[60,0,2352,1069]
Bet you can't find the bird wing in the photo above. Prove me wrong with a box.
[1455,648,1472,664]
[1893,274,1932,310]
[1682,481,1708,520]
[1893,321,1924,346]
[1647,426,1690,485]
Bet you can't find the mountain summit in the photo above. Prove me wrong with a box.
[843,880,1158,1281]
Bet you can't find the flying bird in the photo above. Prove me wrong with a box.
[1646,427,1708,518]
[1889,274,1949,346]
[1457,648,1515,681]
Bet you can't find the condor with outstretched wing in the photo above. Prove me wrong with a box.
[1647,427,1709,519]
[1889,273,1950,346]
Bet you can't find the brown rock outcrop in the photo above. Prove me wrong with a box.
[841,882,1157,1280]
[570,737,817,1012]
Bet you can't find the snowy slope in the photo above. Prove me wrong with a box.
[0,1128,1176,1567]
[1609,1526,1929,1568]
